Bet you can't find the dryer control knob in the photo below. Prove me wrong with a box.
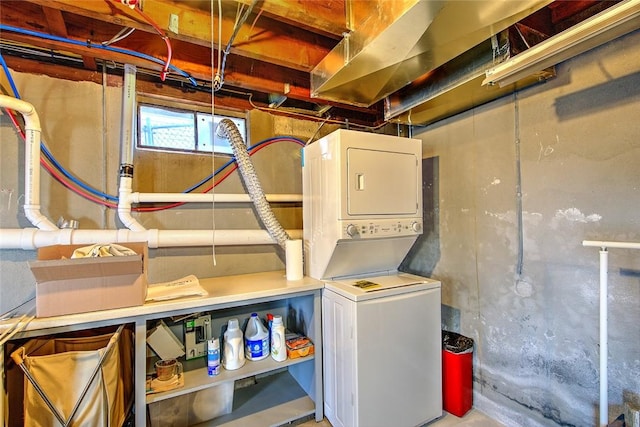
[411,222,422,233]
[346,224,359,237]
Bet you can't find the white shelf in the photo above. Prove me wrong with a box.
[0,271,323,336]
[147,355,314,404]
[1,271,323,427]
[192,371,316,427]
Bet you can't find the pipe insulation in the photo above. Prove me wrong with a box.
[217,119,290,249]
[0,95,57,231]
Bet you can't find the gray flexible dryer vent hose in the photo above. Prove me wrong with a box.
[216,119,290,249]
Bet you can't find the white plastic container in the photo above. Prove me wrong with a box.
[244,313,269,361]
[270,315,287,362]
[223,319,245,370]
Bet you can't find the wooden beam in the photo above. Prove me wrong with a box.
[1,0,380,125]
[4,54,379,127]
[41,5,97,70]
[234,0,348,38]
[548,1,602,24]
[550,1,621,32]
[41,6,67,35]
[2,54,108,86]
[1,28,377,116]
[22,0,338,72]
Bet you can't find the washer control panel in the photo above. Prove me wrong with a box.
[340,219,423,239]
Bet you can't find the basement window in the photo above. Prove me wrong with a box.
[137,103,247,155]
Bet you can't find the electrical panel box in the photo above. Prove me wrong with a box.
[184,314,211,360]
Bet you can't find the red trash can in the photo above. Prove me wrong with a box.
[442,331,474,417]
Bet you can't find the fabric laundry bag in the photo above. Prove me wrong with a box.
[10,325,130,427]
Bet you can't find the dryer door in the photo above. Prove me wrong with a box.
[346,147,419,216]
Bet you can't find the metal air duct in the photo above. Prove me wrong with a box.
[310,0,553,107]
[384,31,556,126]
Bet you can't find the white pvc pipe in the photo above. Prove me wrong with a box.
[0,95,58,231]
[583,240,640,250]
[0,85,302,252]
[118,177,146,231]
[117,64,147,232]
[0,228,302,250]
[599,248,608,427]
[119,64,136,167]
[130,192,302,203]
[582,239,640,427]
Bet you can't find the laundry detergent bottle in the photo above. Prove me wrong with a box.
[244,313,269,361]
[223,318,245,370]
[270,315,287,362]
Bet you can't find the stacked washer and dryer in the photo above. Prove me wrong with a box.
[302,129,442,427]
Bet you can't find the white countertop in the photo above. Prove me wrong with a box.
[1,270,324,336]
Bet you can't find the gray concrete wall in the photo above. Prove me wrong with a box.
[0,70,339,314]
[402,30,640,425]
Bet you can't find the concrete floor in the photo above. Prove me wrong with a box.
[298,409,505,427]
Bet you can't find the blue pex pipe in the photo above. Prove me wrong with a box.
[0,24,198,86]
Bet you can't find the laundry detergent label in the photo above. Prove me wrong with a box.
[245,338,269,359]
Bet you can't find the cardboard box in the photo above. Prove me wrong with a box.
[29,242,148,317]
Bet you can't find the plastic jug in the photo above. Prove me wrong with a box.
[223,318,245,370]
[270,315,287,362]
[245,313,269,361]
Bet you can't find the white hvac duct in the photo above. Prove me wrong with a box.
[0,95,57,231]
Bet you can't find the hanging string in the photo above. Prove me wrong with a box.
[210,0,218,266]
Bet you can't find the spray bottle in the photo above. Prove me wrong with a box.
[207,338,220,376]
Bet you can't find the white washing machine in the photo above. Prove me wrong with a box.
[302,129,442,427]
[322,273,442,427]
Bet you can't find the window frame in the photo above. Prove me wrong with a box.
[136,97,248,156]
